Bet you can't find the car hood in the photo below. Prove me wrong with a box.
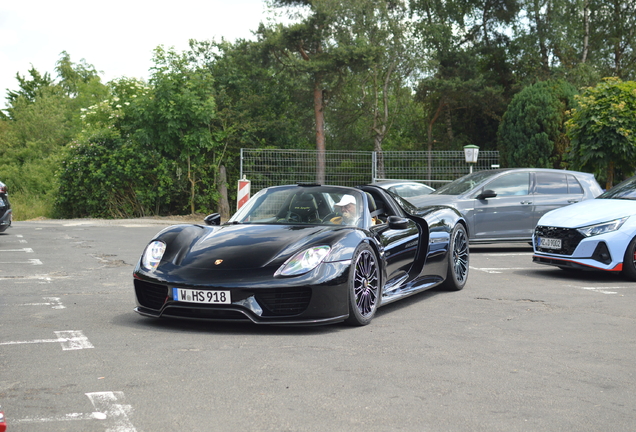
[155,223,351,271]
[538,198,636,228]
[408,194,461,209]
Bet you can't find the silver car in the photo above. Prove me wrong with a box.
[408,168,603,244]
[373,180,435,199]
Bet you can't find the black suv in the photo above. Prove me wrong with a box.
[0,181,12,233]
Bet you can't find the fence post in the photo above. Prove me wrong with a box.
[372,151,377,183]
[239,148,244,181]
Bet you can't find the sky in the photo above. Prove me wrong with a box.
[0,0,276,107]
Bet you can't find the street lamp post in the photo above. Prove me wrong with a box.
[463,144,480,174]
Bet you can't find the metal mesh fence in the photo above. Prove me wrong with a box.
[241,149,500,192]
[380,150,500,188]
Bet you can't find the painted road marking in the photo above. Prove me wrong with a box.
[17,297,66,309]
[0,234,27,244]
[88,392,137,431]
[5,234,27,243]
[13,391,137,431]
[478,252,533,256]
[0,258,42,265]
[14,412,106,423]
[471,266,536,274]
[569,285,633,295]
[0,274,52,282]
[0,330,94,350]
[0,247,33,253]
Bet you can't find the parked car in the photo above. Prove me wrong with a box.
[408,168,603,244]
[373,180,435,200]
[533,174,636,279]
[0,181,12,233]
[133,183,469,326]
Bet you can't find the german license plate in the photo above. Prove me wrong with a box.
[172,288,231,304]
[539,237,561,250]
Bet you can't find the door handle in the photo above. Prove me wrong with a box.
[520,201,533,205]
[567,199,580,203]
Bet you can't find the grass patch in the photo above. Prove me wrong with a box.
[9,192,56,221]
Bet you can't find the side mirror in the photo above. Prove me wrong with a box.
[204,213,221,226]
[387,215,409,230]
[477,189,497,200]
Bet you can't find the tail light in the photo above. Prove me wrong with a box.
[0,406,6,432]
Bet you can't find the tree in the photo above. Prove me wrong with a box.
[591,0,636,80]
[566,77,636,189]
[55,78,175,218]
[261,0,377,183]
[140,47,221,214]
[498,80,577,168]
[3,67,54,119]
[411,0,514,157]
[188,37,314,206]
[332,0,420,178]
[0,54,108,217]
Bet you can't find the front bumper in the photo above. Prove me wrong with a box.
[133,261,351,325]
[532,227,631,272]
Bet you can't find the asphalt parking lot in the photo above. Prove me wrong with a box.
[1,219,635,431]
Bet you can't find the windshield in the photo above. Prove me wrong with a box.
[598,175,636,200]
[228,185,365,227]
[433,170,501,195]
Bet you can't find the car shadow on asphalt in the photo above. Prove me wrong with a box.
[522,265,631,283]
[112,287,449,335]
[375,287,447,319]
[112,310,351,336]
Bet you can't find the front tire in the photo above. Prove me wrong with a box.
[622,236,636,281]
[441,224,469,291]
[345,243,380,326]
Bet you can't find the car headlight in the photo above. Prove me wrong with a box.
[275,246,331,277]
[142,241,166,271]
[576,217,628,237]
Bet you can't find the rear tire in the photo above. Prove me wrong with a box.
[345,244,380,326]
[441,224,469,291]
[622,236,636,281]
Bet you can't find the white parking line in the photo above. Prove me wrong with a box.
[17,297,66,309]
[0,330,94,350]
[14,412,106,423]
[87,392,137,432]
[0,258,42,265]
[478,252,533,257]
[0,274,52,281]
[0,247,33,253]
[5,234,27,243]
[13,391,137,431]
[471,266,536,274]
[569,285,633,295]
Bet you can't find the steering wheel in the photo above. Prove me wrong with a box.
[321,212,338,223]
[276,211,302,223]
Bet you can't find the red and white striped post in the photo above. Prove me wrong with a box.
[237,176,251,211]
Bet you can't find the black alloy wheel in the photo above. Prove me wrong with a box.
[442,224,469,291]
[345,243,380,326]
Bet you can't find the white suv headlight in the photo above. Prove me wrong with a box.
[577,217,628,237]
[275,246,331,277]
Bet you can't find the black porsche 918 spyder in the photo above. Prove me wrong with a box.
[133,184,469,326]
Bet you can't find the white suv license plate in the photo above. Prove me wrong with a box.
[539,237,562,250]
[172,288,231,304]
